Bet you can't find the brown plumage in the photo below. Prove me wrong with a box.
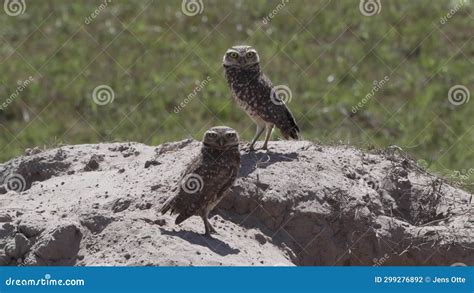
[160,126,241,236]
[223,45,300,150]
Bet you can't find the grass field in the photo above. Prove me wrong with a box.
[0,0,473,189]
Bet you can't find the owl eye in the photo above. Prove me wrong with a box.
[229,52,239,59]
[246,52,255,58]
[226,133,235,138]
[208,132,217,138]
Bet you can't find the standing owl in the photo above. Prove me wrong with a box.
[223,45,300,150]
[160,126,241,236]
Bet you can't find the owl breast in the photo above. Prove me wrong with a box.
[203,149,240,209]
[225,65,274,125]
[233,95,264,125]
[231,82,270,126]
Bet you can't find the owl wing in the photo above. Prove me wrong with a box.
[273,102,300,139]
[214,164,239,202]
[159,154,204,216]
[161,154,233,224]
[257,75,300,139]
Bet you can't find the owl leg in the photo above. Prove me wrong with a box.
[261,125,274,150]
[202,214,217,236]
[249,124,265,151]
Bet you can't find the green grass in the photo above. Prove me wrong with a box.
[0,0,473,188]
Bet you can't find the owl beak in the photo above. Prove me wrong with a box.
[217,137,225,147]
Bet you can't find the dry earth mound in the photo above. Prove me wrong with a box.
[0,140,472,266]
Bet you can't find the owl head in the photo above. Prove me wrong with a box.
[222,45,260,68]
[203,126,239,149]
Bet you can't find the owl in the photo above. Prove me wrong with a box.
[160,126,241,236]
[223,45,300,150]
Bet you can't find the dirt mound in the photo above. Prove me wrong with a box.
[0,141,472,266]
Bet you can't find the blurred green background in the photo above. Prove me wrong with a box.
[0,0,473,188]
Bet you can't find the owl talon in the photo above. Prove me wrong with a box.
[242,143,255,152]
[205,226,218,236]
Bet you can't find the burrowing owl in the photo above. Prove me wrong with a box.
[160,126,241,236]
[223,45,300,150]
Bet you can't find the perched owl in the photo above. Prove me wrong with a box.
[160,126,241,236]
[223,45,300,150]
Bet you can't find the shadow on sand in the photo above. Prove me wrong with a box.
[160,228,240,256]
[239,150,298,177]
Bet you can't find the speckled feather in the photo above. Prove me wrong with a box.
[224,59,300,139]
[160,144,240,225]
